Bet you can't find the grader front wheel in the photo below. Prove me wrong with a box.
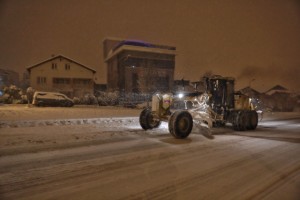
[139,108,161,130]
[169,110,193,139]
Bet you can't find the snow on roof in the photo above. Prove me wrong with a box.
[27,55,96,73]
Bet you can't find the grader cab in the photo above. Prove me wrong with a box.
[139,75,258,139]
[204,75,258,131]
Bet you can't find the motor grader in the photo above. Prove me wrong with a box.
[139,75,258,139]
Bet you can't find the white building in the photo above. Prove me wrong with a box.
[27,55,96,97]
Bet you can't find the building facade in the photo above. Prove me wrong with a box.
[27,55,96,98]
[104,38,176,94]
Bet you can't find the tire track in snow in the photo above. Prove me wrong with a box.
[0,136,252,198]
[118,141,300,200]
[2,137,298,200]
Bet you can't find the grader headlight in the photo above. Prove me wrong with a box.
[178,93,184,99]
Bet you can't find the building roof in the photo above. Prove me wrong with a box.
[105,38,176,62]
[239,86,261,96]
[105,45,176,62]
[265,85,290,95]
[112,40,153,51]
[112,39,176,51]
[266,85,288,92]
[27,55,96,73]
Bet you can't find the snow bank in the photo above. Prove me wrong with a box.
[1,105,299,130]
[0,105,141,128]
[0,117,139,128]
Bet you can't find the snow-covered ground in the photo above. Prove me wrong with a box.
[0,105,299,199]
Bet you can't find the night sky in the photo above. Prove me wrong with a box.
[1,0,300,92]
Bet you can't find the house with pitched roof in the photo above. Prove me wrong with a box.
[265,85,290,96]
[238,86,261,98]
[27,55,96,98]
[263,85,295,111]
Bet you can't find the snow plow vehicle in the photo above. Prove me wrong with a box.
[139,75,258,139]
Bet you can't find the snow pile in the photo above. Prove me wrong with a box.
[0,117,138,128]
[0,105,141,129]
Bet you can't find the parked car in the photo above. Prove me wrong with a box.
[0,90,4,104]
[32,91,74,107]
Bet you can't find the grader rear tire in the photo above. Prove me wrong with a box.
[248,110,258,130]
[169,110,193,139]
[139,108,161,130]
[233,111,247,131]
[233,110,258,131]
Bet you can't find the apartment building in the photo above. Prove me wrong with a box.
[103,38,176,94]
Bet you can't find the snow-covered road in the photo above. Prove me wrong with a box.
[0,105,299,199]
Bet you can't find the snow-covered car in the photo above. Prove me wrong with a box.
[32,91,74,107]
[0,90,4,104]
